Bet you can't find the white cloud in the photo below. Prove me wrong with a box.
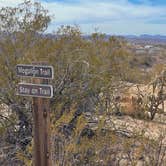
[0,0,165,34]
[0,0,25,7]
[79,20,166,35]
[41,0,166,34]
[41,0,165,23]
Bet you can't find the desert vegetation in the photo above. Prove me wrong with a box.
[0,1,166,166]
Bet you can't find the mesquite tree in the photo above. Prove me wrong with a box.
[0,0,50,164]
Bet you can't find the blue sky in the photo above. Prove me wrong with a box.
[0,0,165,35]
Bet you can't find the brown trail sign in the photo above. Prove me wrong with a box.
[16,64,54,166]
[17,83,53,98]
[16,64,54,79]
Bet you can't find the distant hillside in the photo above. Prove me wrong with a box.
[82,34,166,45]
[1,32,166,45]
[124,35,166,45]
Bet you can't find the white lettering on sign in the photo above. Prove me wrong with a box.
[19,67,39,76]
[31,88,38,94]
[16,64,54,79]
[40,68,51,76]
[17,83,53,98]
[39,88,50,96]
[19,86,30,94]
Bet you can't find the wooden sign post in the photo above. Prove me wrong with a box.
[32,78,51,166]
[16,64,54,166]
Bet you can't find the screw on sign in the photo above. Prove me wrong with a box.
[16,64,54,166]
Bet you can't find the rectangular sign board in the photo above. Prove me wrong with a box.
[17,83,53,98]
[16,64,54,79]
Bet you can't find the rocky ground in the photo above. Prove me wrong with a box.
[83,112,166,166]
[85,113,166,143]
